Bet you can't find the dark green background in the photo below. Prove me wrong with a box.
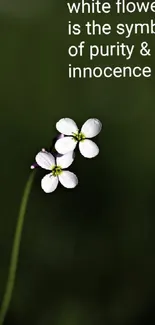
[0,1,155,324]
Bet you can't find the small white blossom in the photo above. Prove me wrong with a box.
[55,118,102,158]
[35,151,78,193]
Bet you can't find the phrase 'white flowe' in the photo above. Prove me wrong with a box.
[55,118,102,158]
[35,151,78,193]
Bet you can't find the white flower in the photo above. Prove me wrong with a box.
[55,118,102,158]
[35,151,78,193]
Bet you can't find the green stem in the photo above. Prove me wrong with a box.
[0,171,35,325]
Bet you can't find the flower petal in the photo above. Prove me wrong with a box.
[35,152,55,170]
[56,118,78,135]
[79,139,99,158]
[55,136,77,154]
[81,118,102,138]
[41,173,58,193]
[56,151,75,169]
[59,171,78,188]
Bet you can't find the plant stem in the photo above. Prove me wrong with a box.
[0,171,35,325]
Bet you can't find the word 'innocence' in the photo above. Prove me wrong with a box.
[68,64,151,78]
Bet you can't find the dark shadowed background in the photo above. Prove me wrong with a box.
[0,1,155,324]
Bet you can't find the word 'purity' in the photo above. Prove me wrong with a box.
[67,0,155,13]
[69,41,150,60]
[69,41,136,60]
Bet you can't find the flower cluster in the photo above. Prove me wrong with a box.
[31,118,102,193]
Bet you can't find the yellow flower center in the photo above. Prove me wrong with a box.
[51,165,62,177]
[72,132,85,142]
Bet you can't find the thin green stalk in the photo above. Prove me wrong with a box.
[0,171,35,325]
